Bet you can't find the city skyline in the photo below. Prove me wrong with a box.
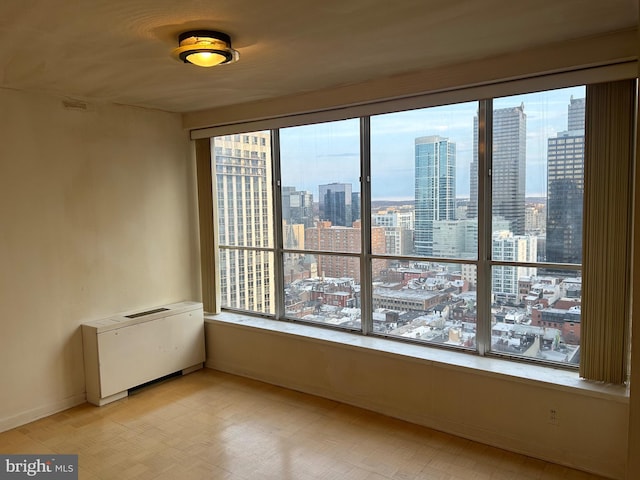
[212,88,585,366]
[279,85,585,200]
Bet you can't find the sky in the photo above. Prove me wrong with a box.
[278,85,586,201]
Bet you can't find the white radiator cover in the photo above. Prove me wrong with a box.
[81,301,205,406]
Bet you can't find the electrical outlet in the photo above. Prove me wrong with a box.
[548,408,559,426]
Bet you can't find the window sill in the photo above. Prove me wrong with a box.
[205,311,629,403]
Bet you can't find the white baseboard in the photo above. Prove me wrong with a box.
[0,393,87,433]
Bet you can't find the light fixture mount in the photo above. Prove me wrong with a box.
[172,30,239,67]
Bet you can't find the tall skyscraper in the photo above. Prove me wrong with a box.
[214,132,274,313]
[492,104,527,235]
[470,104,527,235]
[546,97,585,266]
[319,183,353,227]
[414,135,456,256]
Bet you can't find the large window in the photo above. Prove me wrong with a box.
[205,81,633,375]
[370,103,478,348]
[280,120,362,328]
[488,89,585,363]
[214,132,275,315]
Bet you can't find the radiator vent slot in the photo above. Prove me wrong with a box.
[125,307,169,319]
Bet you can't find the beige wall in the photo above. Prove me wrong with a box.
[0,88,200,431]
[206,320,629,479]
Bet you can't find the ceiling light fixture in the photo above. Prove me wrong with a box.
[172,30,239,67]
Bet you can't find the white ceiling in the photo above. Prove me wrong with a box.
[0,0,636,113]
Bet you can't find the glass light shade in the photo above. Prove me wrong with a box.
[173,30,239,67]
[185,51,227,67]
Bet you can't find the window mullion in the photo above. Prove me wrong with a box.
[476,99,493,356]
[360,116,373,335]
[271,128,285,320]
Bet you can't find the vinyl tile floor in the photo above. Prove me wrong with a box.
[0,369,611,480]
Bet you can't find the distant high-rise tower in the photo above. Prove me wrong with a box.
[214,132,274,313]
[492,230,537,304]
[470,104,527,235]
[492,104,527,235]
[414,135,456,256]
[546,97,585,266]
[372,209,415,255]
[568,96,586,131]
[351,191,361,223]
[319,183,352,227]
[469,117,479,220]
[282,186,314,228]
[305,222,385,281]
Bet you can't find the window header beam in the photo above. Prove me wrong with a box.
[190,61,635,140]
[188,28,637,139]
